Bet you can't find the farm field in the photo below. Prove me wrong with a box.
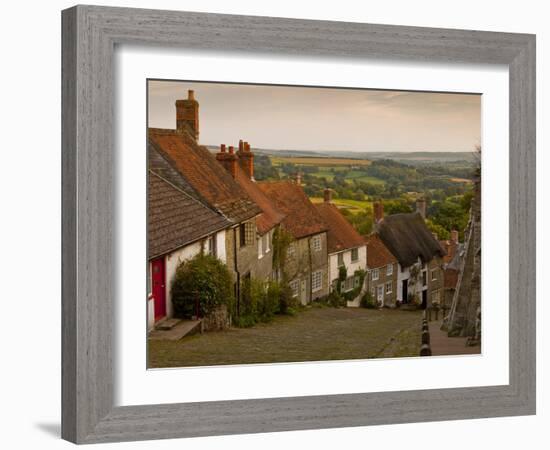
[310,196,372,214]
[271,156,372,167]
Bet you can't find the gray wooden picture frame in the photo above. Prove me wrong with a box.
[61,5,536,444]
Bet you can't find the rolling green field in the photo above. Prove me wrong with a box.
[310,196,372,214]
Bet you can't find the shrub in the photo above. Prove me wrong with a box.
[277,281,297,315]
[236,278,291,327]
[360,292,377,309]
[326,290,346,308]
[171,253,234,319]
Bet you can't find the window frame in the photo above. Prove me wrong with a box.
[311,270,323,293]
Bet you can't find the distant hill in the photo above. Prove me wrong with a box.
[205,145,477,165]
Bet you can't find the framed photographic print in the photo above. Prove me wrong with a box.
[62,5,536,444]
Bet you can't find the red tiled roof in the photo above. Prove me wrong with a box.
[364,233,397,269]
[257,181,328,239]
[444,268,459,289]
[148,128,261,223]
[314,202,365,254]
[234,166,285,235]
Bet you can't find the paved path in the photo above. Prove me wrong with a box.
[428,319,481,356]
[149,307,422,368]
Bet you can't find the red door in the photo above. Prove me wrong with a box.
[151,257,166,320]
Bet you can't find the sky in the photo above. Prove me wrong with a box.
[148,80,481,153]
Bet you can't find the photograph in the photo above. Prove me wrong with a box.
[146,80,482,368]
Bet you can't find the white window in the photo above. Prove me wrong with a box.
[432,289,441,305]
[386,264,393,276]
[312,235,322,252]
[431,269,438,281]
[377,285,384,302]
[351,248,359,262]
[372,268,379,281]
[258,236,263,258]
[337,252,344,267]
[312,270,323,292]
[264,233,270,253]
[343,276,355,292]
[386,281,392,294]
[289,279,299,298]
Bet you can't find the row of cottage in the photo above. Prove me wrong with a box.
[147,90,459,330]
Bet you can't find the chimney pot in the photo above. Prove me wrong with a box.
[188,90,195,100]
[450,230,459,243]
[416,198,427,219]
[238,139,244,152]
[220,144,226,153]
[373,201,384,224]
[228,146,235,154]
[324,188,332,203]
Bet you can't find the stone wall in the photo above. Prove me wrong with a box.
[445,181,481,338]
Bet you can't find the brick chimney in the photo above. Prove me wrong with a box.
[450,229,459,243]
[323,188,332,203]
[237,140,255,180]
[373,201,384,224]
[416,198,426,219]
[216,144,237,178]
[175,90,199,141]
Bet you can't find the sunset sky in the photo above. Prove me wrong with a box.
[148,80,481,153]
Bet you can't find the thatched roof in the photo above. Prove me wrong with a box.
[376,212,445,267]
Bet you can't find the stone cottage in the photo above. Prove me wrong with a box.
[374,201,446,309]
[148,90,262,312]
[222,140,286,283]
[314,189,367,306]
[147,145,231,330]
[364,233,399,308]
[258,180,329,305]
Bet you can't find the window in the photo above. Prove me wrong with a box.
[386,281,392,294]
[239,223,246,248]
[312,235,322,251]
[431,269,438,281]
[312,270,323,292]
[207,235,217,257]
[377,285,384,302]
[422,270,427,286]
[343,276,355,292]
[258,236,263,258]
[386,264,393,276]
[289,279,300,298]
[432,289,440,305]
[372,268,379,281]
[264,233,270,253]
[354,275,361,288]
[337,252,344,267]
[351,248,359,262]
[287,243,295,257]
[239,222,254,247]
